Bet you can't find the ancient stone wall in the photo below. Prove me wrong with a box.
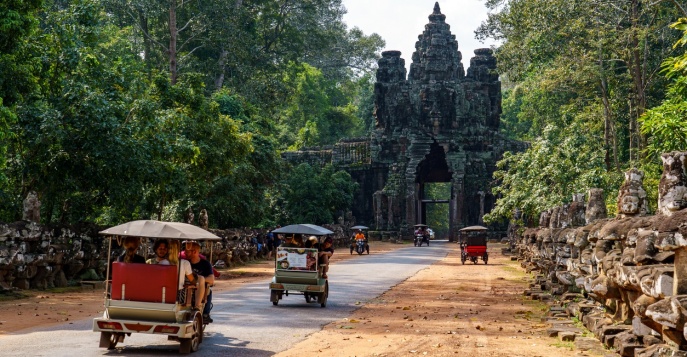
[515,151,687,355]
[0,222,355,291]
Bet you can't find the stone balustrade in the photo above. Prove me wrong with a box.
[515,151,687,356]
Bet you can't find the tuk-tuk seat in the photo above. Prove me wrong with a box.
[274,270,319,285]
[111,262,178,304]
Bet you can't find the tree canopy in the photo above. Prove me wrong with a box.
[0,0,379,227]
[481,0,686,223]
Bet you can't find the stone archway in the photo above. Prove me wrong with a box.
[415,142,453,238]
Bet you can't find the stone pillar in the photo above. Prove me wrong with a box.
[405,184,417,228]
[449,176,464,242]
[478,190,485,224]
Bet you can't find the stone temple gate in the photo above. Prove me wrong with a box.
[284,3,524,240]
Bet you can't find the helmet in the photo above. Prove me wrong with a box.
[308,236,318,242]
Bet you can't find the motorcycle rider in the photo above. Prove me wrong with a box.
[350,229,367,253]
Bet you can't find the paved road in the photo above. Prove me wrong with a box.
[2,241,449,356]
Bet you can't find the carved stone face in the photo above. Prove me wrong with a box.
[662,185,687,212]
[620,195,639,214]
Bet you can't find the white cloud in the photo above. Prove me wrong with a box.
[342,0,496,71]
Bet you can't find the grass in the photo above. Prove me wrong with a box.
[570,316,595,337]
[551,341,575,350]
[0,290,31,302]
[0,286,85,302]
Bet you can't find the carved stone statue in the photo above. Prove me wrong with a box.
[617,168,649,218]
[658,152,687,216]
[568,193,586,227]
[199,209,209,230]
[539,209,551,228]
[184,207,195,225]
[549,206,560,229]
[22,191,41,223]
[585,188,607,224]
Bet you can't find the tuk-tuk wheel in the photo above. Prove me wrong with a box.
[270,289,280,306]
[318,281,329,308]
[483,254,488,264]
[100,331,120,349]
[179,314,202,354]
[305,293,312,303]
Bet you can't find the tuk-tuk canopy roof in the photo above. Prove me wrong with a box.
[99,220,221,240]
[272,224,333,236]
[459,225,488,231]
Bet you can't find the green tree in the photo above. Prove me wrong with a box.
[280,163,357,224]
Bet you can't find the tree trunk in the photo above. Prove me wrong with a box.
[214,49,228,90]
[629,0,645,157]
[137,9,151,75]
[599,51,615,172]
[169,0,177,85]
[158,193,165,221]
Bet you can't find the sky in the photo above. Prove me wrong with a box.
[341,0,496,72]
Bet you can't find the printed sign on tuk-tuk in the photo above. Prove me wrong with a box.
[276,247,318,271]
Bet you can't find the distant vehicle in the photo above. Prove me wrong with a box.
[413,224,430,247]
[427,228,435,240]
[459,225,489,264]
[269,224,332,307]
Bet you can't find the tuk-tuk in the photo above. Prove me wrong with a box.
[459,225,489,264]
[92,220,220,353]
[269,224,331,307]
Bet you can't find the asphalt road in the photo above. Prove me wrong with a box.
[1,241,449,357]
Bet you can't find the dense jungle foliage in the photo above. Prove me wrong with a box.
[4,1,687,230]
[0,0,382,227]
[481,0,687,225]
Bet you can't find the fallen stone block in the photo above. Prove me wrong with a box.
[613,330,643,357]
[635,343,687,357]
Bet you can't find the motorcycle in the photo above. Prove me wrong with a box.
[414,234,430,247]
[350,239,369,255]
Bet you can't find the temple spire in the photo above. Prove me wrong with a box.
[433,2,441,14]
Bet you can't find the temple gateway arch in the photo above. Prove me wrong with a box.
[284,3,524,240]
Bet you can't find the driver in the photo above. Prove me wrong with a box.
[354,229,366,242]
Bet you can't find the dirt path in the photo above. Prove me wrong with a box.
[275,243,608,357]
[0,242,607,357]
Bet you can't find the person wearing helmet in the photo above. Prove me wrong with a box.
[305,236,319,249]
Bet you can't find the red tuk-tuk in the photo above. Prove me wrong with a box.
[93,220,220,353]
[459,225,488,264]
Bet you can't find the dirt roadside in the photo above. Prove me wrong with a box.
[0,241,609,357]
[276,243,611,357]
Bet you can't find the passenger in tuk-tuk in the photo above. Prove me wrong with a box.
[318,237,334,279]
[281,234,304,248]
[184,241,215,323]
[305,236,318,249]
[117,236,146,263]
[167,240,200,308]
[146,239,170,265]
